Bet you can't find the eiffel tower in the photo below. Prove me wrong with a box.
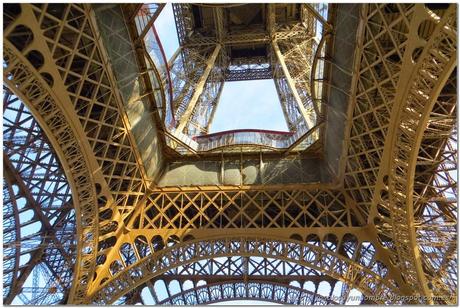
[3,3,457,305]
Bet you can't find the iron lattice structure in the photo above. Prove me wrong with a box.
[165,3,328,153]
[2,2,458,306]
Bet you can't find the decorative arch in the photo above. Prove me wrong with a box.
[136,257,368,305]
[3,19,99,303]
[154,281,340,305]
[366,4,457,302]
[89,235,399,304]
[3,87,76,304]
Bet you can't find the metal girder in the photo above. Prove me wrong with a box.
[343,3,457,304]
[181,28,319,48]
[176,44,222,133]
[155,281,340,305]
[3,3,458,306]
[167,3,329,151]
[136,4,166,41]
[3,154,72,264]
[203,82,223,132]
[273,72,297,131]
[155,275,338,285]
[3,3,134,303]
[88,234,397,304]
[3,87,76,304]
[3,207,73,304]
[225,67,273,81]
[213,7,225,43]
[303,4,332,31]
[272,40,315,129]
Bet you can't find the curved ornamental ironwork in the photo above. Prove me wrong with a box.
[89,235,398,304]
[156,281,340,305]
[3,87,76,305]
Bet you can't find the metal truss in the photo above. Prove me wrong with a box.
[3,3,457,306]
[143,256,366,305]
[165,4,329,150]
[170,45,225,136]
[3,3,147,302]
[3,87,75,304]
[111,255,368,304]
[155,281,338,305]
[343,3,457,304]
[132,188,363,230]
[90,235,398,304]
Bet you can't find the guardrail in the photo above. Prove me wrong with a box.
[194,129,294,151]
[169,124,321,153]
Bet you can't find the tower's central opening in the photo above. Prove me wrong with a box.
[209,79,289,133]
[141,3,330,154]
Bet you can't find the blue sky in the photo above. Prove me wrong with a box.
[154,4,289,134]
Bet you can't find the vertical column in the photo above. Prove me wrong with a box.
[272,40,315,129]
[176,44,222,133]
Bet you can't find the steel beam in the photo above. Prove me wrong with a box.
[3,154,72,265]
[176,44,222,133]
[272,40,315,129]
[203,82,224,133]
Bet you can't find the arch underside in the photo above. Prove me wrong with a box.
[2,3,457,305]
[124,256,367,305]
[91,235,397,304]
[3,88,76,304]
[147,281,342,305]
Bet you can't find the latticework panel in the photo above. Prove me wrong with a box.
[274,25,320,127]
[3,3,152,302]
[145,280,341,305]
[90,235,399,304]
[412,75,457,299]
[344,3,414,217]
[187,65,224,135]
[138,189,362,229]
[26,3,146,209]
[168,3,330,146]
[273,67,305,132]
[139,255,370,305]
[170,45,224,135]
[3,87,76,304]
[344,3,457,303]
[113,257,366,304]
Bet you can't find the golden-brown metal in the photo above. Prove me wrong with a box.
[2,3,457,305]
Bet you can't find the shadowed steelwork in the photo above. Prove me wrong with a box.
[2,2,457,306]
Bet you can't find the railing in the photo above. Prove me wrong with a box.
[194,129,294,151]
[169,124,322,153]
[134,4,175,128]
